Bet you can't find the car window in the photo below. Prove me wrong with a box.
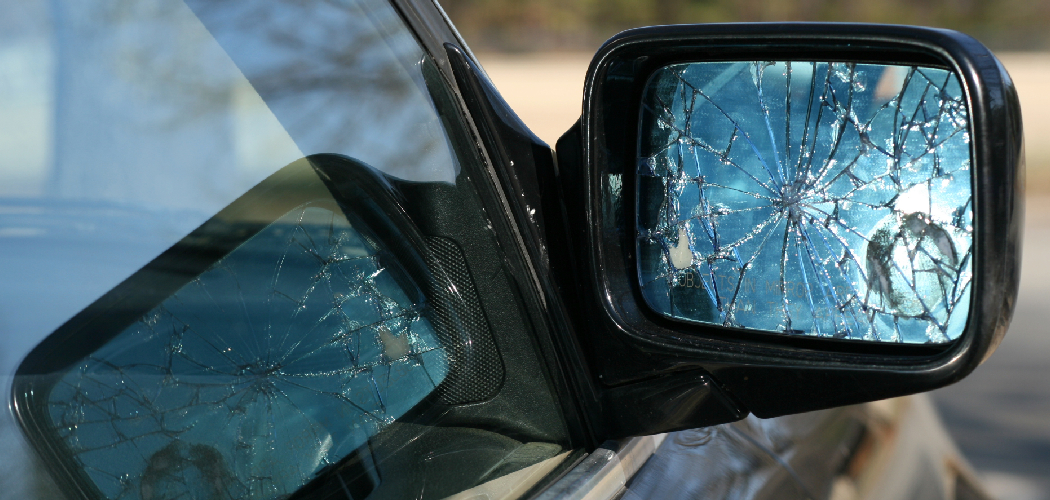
[0,1,571,499]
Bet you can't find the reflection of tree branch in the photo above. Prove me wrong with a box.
[182,0,453,179]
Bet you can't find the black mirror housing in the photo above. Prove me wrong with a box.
[553,23,1023,438]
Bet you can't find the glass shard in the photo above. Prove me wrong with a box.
[46,202,447,499]
[637,61,972,343]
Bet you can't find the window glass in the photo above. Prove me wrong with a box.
[0,1,570,498]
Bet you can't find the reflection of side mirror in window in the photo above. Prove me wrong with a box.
[11,155,491,500]
[553,24,1023,439]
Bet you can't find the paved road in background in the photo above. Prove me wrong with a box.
[933,199,1050,500]
[478,52,1050,500]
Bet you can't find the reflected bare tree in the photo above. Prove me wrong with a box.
[187,0,460,183]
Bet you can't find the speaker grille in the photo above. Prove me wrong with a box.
[426,236,504,405]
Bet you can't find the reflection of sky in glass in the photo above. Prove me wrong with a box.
[48,205,447,500]
[637,62,972,343]
[0,37,52,198]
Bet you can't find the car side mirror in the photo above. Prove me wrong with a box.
[554,23,1023,438]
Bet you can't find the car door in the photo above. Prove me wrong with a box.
[412,10,997,500]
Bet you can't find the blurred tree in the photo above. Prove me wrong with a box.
[438,0,1050,51]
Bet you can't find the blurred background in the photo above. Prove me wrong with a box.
[439,1,1050,498]
[442,0,1050,51]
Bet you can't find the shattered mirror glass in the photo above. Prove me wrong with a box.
[40,197,448,499]
[637,61,972,343]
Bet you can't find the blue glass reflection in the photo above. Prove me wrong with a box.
[48,204,447,499]
[637,62,972,343]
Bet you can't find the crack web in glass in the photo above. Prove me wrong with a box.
[636,61,973,343]
[46,204,448,499]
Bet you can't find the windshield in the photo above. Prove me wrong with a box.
[0,1,569,498]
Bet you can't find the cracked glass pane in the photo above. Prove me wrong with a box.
[637,61,972,343]
[45,201,447,499]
